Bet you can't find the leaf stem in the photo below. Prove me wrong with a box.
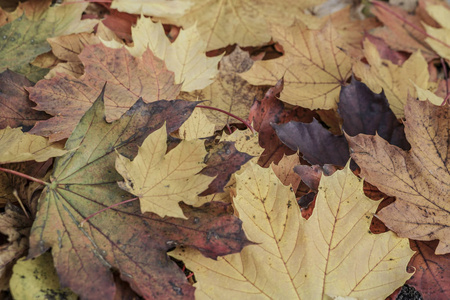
[196,105,255,133]
[0,166,48,186]
[372,1,450,51]
[80,197,139,226]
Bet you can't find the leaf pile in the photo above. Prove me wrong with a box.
[0,0,449,299]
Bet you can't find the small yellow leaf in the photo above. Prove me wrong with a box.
[0,127,66,164]
[115,123,214,218]
[353,39,429,117]
[172,162,414,299]
[241,21,352,110]
[423,4,450,61]
[179,108,215,140]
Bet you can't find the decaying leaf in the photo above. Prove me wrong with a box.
[171,162,414,299]
[28,44,181,141]
[0,127,66,164]
[242,20,352,110]
[348,97,450,254]
[116,123,214,218]
[28,92,249,299]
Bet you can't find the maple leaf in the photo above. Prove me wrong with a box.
[171,161,414,299]
[181,46,265,127]
[347,97,450,254]
[28,92,250,299]
[0,127,66,164]
[0,70,49,130]
[353,39,429,117]
[116,123,214,219]
[179,108,215,141]
[0,0,97,81]
[103,16,222,92]
[28,44,181,141]
[241,20,352,110]
[156,0,324,51]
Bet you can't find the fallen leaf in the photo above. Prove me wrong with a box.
[171,161,414,299]
[0,1,97,80]
[28,44,181,141]
[116,123,214,218]
[242,20,352,110]
[413,82,445,105]
[271,154,301,190]
[181,46,264,127]
[157,0,322,51]
[406,240,450,299]
[0,127,66,164]
[353,39,429,117]
[219,129,263,160]
[0,70,49,131]
[104,16,222,92]
[0,204,31,290]
[347,97,450,254]
[28,93,249,299]
[10,252,77,300]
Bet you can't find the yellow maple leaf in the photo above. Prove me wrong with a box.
[423,4,450,61]
[0,127,66,164]
[171,161,414,299]
[115,123,214,219]
[353,39,429,117]
[102,16,222,92]
[156,0,324,51]
[241,20,352,110]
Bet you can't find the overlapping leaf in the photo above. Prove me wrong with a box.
[28,44,181,141]
[171,162,414,299]
[241,20,352,110]
[348,97,450,254]
[28,93,249,299]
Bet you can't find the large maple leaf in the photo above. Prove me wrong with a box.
[28,93,249,299]
[347,97,450,254]
[172,162,414,299]
[241,20,352,110]
[155,0,323,51]
[0,0,97,81]
[28,44,181,141]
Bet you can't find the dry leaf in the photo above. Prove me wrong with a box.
[171,162,414,299]
[179,108,215,140]
[116,123,214,218]
[423,4,450,61]
[241,20,351,110]
[347,97,450,254]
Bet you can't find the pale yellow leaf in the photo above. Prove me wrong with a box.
[104,16,222,92]
[157,0,324,51]
[171,162,414,299]
[0,127,66,164]
[110,0,192,18]
[353,39,429,117]
[115,123,214,218]
[423,4,450,61]
[179,108,215,140]
[412,82,444,105]
[241,21,352,110]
